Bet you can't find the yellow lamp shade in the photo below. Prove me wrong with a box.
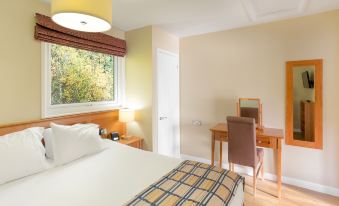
[119,109,135,123]
[51,0,112,32]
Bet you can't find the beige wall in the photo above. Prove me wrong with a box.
[180,10,339,189]
[0,0,49,124]
[152,26,179,55]
[125,26,179,151]
[125,26,153,150]
[0,0,124,125]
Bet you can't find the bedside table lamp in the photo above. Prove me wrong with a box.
[119,108,135,139]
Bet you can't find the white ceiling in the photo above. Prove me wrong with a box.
[46,0,339,37]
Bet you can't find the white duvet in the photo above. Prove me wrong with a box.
[0,140,181,206]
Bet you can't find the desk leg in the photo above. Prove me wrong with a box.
[276,139,282,198]
[211,135,215,166]
[219,141,223,168]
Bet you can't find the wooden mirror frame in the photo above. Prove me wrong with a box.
[285,59,323,149]
[237,98,263,129]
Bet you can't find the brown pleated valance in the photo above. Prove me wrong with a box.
[34,13,126,57]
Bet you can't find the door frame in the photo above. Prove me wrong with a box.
[152,48,180,156]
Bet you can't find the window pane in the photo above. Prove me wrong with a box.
[50,44,115,105]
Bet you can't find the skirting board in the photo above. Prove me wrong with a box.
[181,154,339,197]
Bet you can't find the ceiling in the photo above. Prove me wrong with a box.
[46,0,339,37]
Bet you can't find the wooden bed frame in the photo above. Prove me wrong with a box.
[0,110,123,137]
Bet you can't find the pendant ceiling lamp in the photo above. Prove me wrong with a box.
[51,0,112,32]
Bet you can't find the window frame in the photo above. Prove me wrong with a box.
[41,42,125,118]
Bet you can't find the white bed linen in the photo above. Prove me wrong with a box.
[0,140,243,206]
[0,127,49,185]
[50,123,104,166]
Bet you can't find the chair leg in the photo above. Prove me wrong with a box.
[260,161,264,181]
[229,162,232,171]
[253,166,256,196]
[232,163,235,172]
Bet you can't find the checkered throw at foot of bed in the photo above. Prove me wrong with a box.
[125,160,244,206]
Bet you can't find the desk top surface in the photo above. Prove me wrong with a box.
[210,123,284,139]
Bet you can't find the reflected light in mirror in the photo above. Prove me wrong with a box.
[239,99,259,123]
[292,66,315,142]
[237,98,262,128]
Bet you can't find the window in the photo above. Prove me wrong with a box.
[42,43,124,117]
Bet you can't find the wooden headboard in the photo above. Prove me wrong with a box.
[0,110,123,136]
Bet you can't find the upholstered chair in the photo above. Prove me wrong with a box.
[227,116,264,196]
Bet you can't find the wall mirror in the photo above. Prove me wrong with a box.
[237,98,263,128]
[286,59,323,149]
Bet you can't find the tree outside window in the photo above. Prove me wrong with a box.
[50,44,115,105]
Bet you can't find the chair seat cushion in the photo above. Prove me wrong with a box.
[256,148,264,164]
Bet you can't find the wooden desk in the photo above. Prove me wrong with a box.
[210,123,284,198]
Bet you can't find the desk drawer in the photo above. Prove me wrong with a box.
[257,136,277,148]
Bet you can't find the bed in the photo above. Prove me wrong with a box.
[0,140,244,206]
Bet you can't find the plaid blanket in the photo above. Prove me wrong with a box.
[125,160,244,206]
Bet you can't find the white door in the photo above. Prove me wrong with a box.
[155,49,180,158]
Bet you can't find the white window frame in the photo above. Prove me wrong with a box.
[41,43,125,118]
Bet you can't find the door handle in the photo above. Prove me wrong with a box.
[159,117,168,120]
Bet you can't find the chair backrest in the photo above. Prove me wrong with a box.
[227,116,256,168]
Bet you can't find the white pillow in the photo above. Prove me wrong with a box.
[51,123,104,166]
[0,127,48,185]
[43,123,99,160]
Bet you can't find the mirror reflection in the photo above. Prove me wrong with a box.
[238,98,261,126]
[293,66,315,142]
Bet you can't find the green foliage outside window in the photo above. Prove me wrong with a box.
[50,44,115,105]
